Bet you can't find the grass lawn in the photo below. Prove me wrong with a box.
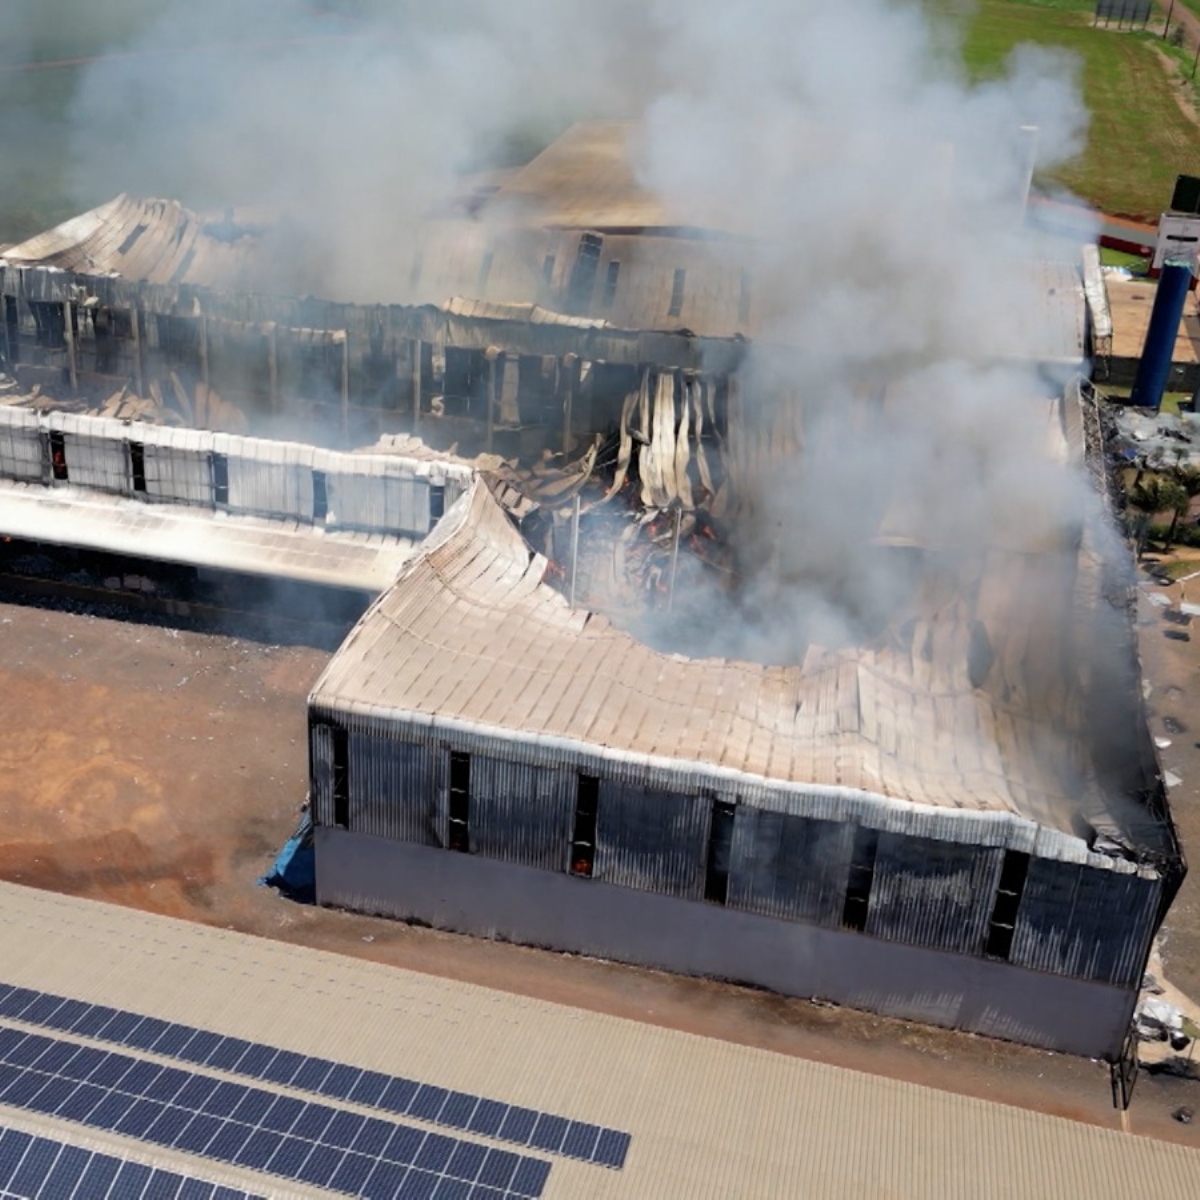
[1099,245,1151,269]
[946,0,1200,218]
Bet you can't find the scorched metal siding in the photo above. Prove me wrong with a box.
[726,808,854,926]
[594,781,710,900]
[1009,858,1161,986]
[224,441,315,520]
[468,755,575,872]
[347,726,446,847]
[0,409,43,481]
[140,429,214,505]
[865,833,1004,956]
[310,722,335,828]
[49,414,128,493]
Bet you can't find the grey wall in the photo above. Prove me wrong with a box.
[315,827,1138,1060]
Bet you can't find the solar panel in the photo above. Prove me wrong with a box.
[0,1030,552,1198]
[0,980,632,1169]
[0,1124,263,1200]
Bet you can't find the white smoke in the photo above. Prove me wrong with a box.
[47,0,1101,660]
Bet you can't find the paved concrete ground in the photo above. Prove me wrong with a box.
[0,595,1196,1149]
[1106,277,1200,363]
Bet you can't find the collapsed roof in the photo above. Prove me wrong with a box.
[310,386,1170,865]
[0,124,1090,363]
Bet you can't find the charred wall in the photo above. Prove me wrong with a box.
[0,265,745,452]
[307,713,1166,1017]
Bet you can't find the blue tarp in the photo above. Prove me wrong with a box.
[259,811,315,903]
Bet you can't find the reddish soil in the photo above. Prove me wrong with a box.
[0,598,1197,1146]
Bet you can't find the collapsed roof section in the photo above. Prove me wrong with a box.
[0,195,273,292]
[309,390,1171,865]
[0,123,1091,361]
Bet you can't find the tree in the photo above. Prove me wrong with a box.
[1131,476,1190,549]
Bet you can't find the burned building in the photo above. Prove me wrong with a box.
[0,123,1182,1061]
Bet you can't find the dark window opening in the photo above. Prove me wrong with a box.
[841,825,879,932]
[210,452,229,505]
[312,470,328,522]
[332,727,350,829]
[448,751,471,852]
[668,268,687,318]
[442,346,489,419]
[477,251,494,290]
[29,301,66,349]
[984,850,1030,961]
[4,297,19,364]
[49,431,68,482]
[129,442,146,493]
[429,484,446,527]
[567,233,603,314]
[602,261,621,308]
[541,254,556,285]
[704,798,736,904]
[571,774,600,876]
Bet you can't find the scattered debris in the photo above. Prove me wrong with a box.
[1142,972,1166,995]
[1138,995,1184,1040]
[1163,716,1186,735]
[1173,1106,1194,1125]
[1163,769,1184,789]
[1155,737,1173,750]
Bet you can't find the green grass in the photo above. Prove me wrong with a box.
[949,1,1200,218]
[1099,245,1150,270]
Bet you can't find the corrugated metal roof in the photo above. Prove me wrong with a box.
[0,151,1084,353]
[1,881,1199,1199]
[0,195,270,291]
[488,122,688,233]
[0,409,473,591]
[309,480,1145,846]
[0,479,416,592]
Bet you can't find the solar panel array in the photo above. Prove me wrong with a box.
[0,982,630,1170]
[0,1123,262,1200]
[0,1027,549,1199]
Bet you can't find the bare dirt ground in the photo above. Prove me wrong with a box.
[0,597,1197,1147]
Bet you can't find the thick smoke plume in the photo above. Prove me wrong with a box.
[20,3,1103,661]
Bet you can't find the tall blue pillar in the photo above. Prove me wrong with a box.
[1130,258,1193,409]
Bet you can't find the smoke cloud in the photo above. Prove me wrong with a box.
[26,3,1109,670]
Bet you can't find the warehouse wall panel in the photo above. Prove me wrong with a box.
[726,808,854,926]
[865,833,1004,956]
[594,782,709,900]
[469,755,575,873]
